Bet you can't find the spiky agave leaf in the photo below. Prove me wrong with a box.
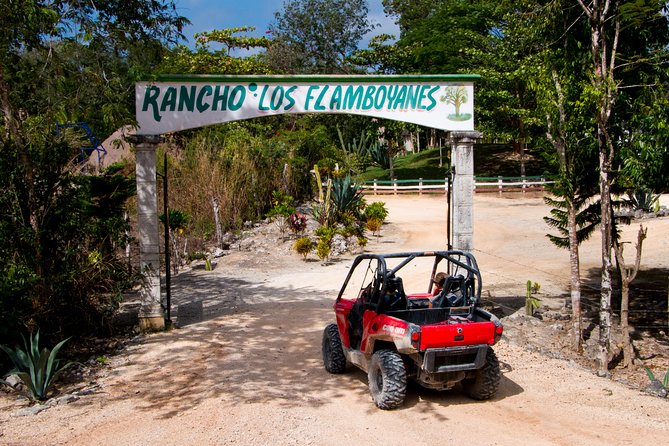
[0,331,73,401]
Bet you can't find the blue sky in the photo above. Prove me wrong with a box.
[175,0,399,48]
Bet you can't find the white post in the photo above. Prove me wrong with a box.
[128,135,165,331]
[450,131,481,252]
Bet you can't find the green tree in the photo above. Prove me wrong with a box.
[0,129,136,342]
[266,0,376,74]
[0,1,186,345]
[161,27,273,75]
[1,0,188,140]
[382,0,447,34]
[572,0,669,372]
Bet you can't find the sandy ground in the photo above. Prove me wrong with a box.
[1,194,668,445]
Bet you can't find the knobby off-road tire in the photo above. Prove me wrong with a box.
[462,347,501,400]
[322,324,347,374]
[368,350,407,410]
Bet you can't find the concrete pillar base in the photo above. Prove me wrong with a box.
[138,315,166,332]
[126,134,165,329]
[449,131,482,252]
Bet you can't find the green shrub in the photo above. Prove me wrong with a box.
[159,209,190,232]
[0,134,136,339]
[357,236,368,248]
[266,190,296,234]
[0,331,73,402]
[340,223,364,239]
[365,201,389,223]
[316,238,332,261]
[293,237,314,259]
[315,225,337,243]
[189,252,207,261]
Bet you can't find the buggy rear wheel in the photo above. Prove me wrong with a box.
[322,324,347,374]
[368,350,407,410]
[461,347,501,400]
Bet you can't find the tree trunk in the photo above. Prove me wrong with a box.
[613,225,647,368]
[577,0,620,375]
[546,68,583,350]
[598,145,614,374]
[619,274,632,367]
[212,197,223,249]
[567,203,583,350]
[0,63,21,143]
[519,120,526,178]
[389,148,395,180]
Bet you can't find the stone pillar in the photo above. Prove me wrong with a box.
[128,135,164,331]
[449,131,481,252]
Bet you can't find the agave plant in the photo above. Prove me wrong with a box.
[331,175,365,222]
[0,331,73,401]
[645,367,669,389]
[626,188,659,213]
[368,141,391,169]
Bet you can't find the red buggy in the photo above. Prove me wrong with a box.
[322,251,503,409]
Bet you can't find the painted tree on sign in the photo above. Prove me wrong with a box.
[440,86,468,117]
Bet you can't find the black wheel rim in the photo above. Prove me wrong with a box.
[375,369,384,391]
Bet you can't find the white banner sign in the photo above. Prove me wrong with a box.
[136,76,476,135]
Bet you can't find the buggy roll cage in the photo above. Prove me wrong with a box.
[336,250,482,311]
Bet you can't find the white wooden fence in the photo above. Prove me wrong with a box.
[361,176,554,195]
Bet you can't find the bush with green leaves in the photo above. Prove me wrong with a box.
[0,132,136,340]
[293,237,314,259]
[340,224,364,240]
[0,331,73,402]
[365,201,389,223]
[266,190,296,234]
[315,226,337,262]
[159,209,190,233]
[316,238,332,262]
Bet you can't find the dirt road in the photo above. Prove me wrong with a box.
[1,195,667,445]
